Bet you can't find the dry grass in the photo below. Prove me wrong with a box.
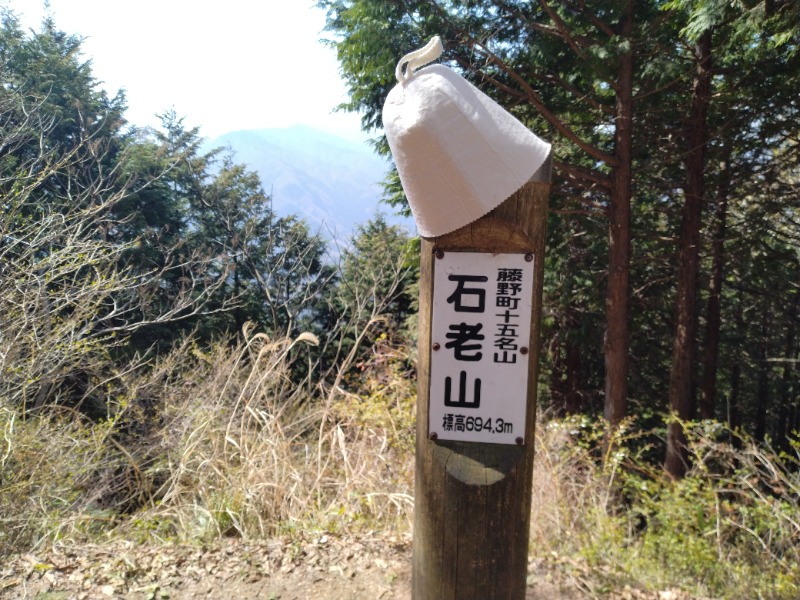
[1,328,417,554]
[529,417,629,560]
[0,405,126,554]
[111,328,416,543]
[3,336,799,598]
[528,416,800,599]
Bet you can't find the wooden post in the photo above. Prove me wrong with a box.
[413,172,550,599]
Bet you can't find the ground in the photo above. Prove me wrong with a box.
[0,534,706,599]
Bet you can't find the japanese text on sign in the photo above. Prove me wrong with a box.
[429,252,534,444]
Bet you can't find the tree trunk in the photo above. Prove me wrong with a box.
[233,254,245,334]
[604,0,634,427]
[728,303,744,438]
[665,29,713,479]
[699,142,732,420]
[776,296,797,450]
[564,339,582,414]
[755,309,771,442]
[551,316,583,416]
[549,332,567,414]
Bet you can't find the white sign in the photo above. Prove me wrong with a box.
[429,251,533,444]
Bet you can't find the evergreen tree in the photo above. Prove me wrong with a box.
[321,0,800,460]
[318,215,417,388]
[320,0,659,425]
[0,12,127,201]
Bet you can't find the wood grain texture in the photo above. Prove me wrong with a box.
[413,181,549,599]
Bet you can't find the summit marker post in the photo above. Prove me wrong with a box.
[380,36,552,598]
[412,164,550,599]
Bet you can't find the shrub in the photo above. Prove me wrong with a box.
[529,416,800,599]
[0,405,131,556]
[134,328,415,542]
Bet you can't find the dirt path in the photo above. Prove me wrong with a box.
[0,534,700,599]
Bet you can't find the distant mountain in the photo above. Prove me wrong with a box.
[205,125,411,239]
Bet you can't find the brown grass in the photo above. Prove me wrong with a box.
[3,337,799,598]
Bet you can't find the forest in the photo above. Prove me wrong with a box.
[321,0,800,466]
[1,1,799,598]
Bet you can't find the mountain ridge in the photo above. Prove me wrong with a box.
[205,125,410,239]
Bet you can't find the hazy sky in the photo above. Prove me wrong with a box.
[3,0,365,141]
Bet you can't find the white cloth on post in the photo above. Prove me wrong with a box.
[383,36,551,238]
